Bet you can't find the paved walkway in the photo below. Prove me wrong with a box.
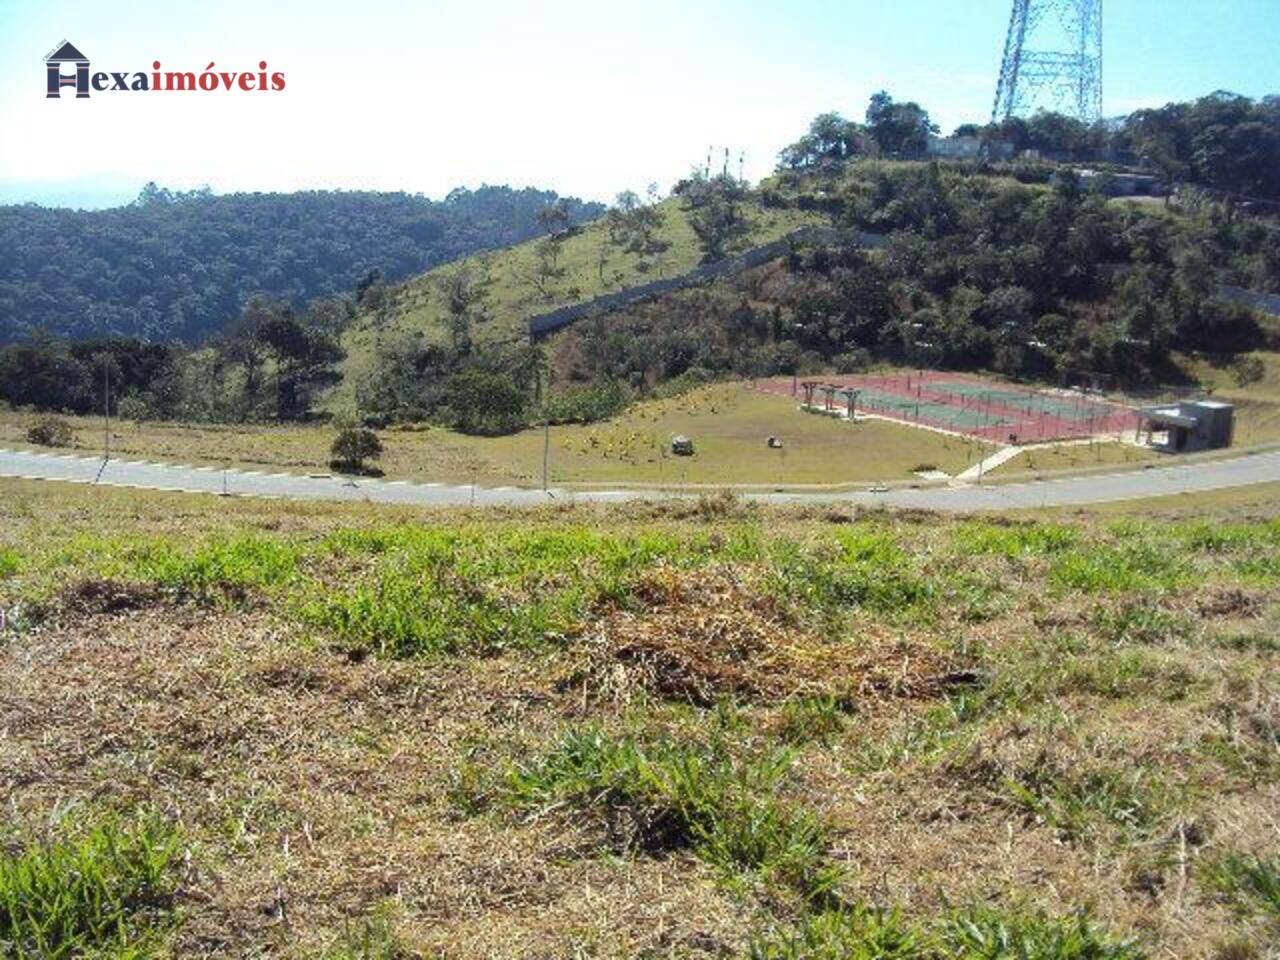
[2,447,1277,512]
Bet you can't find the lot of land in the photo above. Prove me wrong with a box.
[0,384,992,489]
[1,480,1278,958]
[986,440,1158,477]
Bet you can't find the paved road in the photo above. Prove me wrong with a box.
[1,447,1277,512]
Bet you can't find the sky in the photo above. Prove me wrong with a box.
[0,0,1276,207]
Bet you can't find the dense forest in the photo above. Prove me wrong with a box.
[0,184,603,344]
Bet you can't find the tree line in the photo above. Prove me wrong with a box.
[780,90,1280,201]
[0,184,604,345]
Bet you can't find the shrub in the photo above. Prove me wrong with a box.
[439,368,529,436]
[543,381,629,425]
[1233,355,1266,388]
[331,427,383,472]
[115,393,151,421]
[26,415,74,447]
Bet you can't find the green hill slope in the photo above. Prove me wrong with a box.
[331,196,821,412]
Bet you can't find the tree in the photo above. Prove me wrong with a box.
[436,269,489,355]
[778,113,864,169]
[221,297,344,421]
[865,91,938,157]
[678,172,751,263]
[536,201,572,236]
[604,189,670,272]
[330,427,382,472]
[440,368,529,436]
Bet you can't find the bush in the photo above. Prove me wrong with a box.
[115,394,151,421]
[832,350,871,374]
[543,381,629,425]
[330,427,383,472]
[26,415,74,447]
[440,369,529,436]
[1233,355,1266,388]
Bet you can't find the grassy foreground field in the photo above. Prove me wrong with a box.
[2,479,1278,958]
[0,384,993,488]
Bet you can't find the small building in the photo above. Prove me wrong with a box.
[926,137,1016,161]
[928,136,982,159]
[1137,400,1235,453]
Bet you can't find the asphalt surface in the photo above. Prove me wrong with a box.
[2,447,1278,512]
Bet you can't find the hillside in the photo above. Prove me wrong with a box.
[331,193,821,412]
[535,160,1280,403]
[0,185,604,345]
[2,482,1278,957]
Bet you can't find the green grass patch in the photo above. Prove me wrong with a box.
[1001,763,1168,845]
[472,726,841,904]
[0,815,181,959]
[749,905,1144,959]
[1090,600,1191,646]
[950,522,1079,558]
[1049,541,1190,594]
[1204,854,1280,922]
[765,527,936,624]
[776,696,849,746]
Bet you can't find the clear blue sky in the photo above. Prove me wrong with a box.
[0,0,1276,206]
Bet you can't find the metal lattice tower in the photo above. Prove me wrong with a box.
[992,0,1103,124]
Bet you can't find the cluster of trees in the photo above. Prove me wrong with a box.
[0,184,604,345]
[0,294,347,422]
[675,172,753,263]
[781,91,1280,201]
[553,162,1275,391]
[778,92,938,169]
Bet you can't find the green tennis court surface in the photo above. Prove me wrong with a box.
[927,381,1106,421]
[857,388,1017,428]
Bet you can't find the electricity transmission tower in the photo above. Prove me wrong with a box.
[992,0,1103,124]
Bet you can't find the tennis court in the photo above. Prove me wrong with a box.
[755,371,1140,443]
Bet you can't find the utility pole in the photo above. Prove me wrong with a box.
[542,414,550,492]
[102,358,110,461]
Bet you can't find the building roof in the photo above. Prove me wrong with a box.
[1141,407,1199,428]
[45,41,87,62]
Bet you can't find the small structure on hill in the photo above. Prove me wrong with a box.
[671,435,695,456]
[1137,399,1234,453]
[1074,168,1167,197]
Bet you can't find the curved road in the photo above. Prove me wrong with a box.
[1,447,1277,511]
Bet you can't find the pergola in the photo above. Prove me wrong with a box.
[838,388,861,419]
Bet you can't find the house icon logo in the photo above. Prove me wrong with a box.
[46,40,89,99]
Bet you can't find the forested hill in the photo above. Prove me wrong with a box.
[0,184,604,344]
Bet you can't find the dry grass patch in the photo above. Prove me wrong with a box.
[563,564,969,708]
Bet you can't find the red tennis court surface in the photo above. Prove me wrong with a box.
[754,371,1140,444]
